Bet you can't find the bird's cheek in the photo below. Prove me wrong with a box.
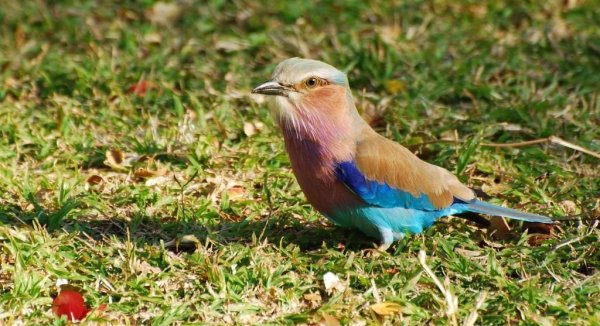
[272,96,296,117]
[287,92,302,105]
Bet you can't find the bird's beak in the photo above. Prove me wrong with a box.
[252,80,291,97]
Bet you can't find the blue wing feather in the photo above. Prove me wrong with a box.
[335,161,438,211]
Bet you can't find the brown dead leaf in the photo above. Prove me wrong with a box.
[320,313,341,326]
[104,149,125,170]
[214,38,248,52]
[226,185,246,201]
[489,217,513,240]
[468,4,487,18]
[126,80,154,96]
[370,302,402,316]
[385,267,398,275]
[481,182,511,196]
[85,175,105,191]
[376,25,402,45]
[383,80,406,94]
[144,32,162,44]
[86,175,104,185]
[133,260,162,276]
[454,248,483,258]
[133,168,155,179]
[104,149,149,171]
[559,200,577,215]
[165,234,201,253]
[551,17,570,40]
[146,2,182,26]
[523,222,555,235]
[304,292,321,301]
[528,234,553,247]
[134,167,167,180]
[15,27,26,49]
[479,238,505,249]
[303,292,322,308]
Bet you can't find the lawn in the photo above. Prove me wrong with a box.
[1,0,599,324]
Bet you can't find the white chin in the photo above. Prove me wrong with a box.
[271,94,299,120]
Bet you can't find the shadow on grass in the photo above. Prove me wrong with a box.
[0,203,376,252]
[219,218,376,251]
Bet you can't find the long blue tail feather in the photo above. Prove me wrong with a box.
[465,200,554,224]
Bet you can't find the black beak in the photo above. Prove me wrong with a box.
[252,80,291,96]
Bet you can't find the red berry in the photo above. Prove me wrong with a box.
[52,290,90,321]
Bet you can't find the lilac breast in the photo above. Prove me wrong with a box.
[281,127,362,216]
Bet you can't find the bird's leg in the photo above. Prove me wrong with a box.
[365,228,394,255]
[378,227,395,250]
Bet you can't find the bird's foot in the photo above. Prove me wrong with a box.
[362,243,391,257]
[377,243,392,252]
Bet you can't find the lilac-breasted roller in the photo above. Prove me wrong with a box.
[252,58,554,251]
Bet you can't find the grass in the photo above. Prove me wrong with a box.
[1,0,599,324]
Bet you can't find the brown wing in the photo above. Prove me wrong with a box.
[354,131,475,209]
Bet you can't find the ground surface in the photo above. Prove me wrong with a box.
[1,0,599,324]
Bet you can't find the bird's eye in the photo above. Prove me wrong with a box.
[305,77,320,88]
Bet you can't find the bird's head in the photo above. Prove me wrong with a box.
[252,58,358,127]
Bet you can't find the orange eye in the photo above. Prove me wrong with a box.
[305,77,318,88]
[303,77,327,89]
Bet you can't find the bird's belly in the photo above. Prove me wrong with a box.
[292,169,361,226]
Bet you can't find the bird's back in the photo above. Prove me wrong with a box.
[354,128,476,207]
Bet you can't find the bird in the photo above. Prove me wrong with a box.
[252,57,554,251]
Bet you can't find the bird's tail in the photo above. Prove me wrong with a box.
[465,200,554,224]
